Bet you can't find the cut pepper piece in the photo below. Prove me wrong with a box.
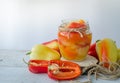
[28,60,48,73]
[48,60,82,80]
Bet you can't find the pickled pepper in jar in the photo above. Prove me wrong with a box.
[58,19,92,61]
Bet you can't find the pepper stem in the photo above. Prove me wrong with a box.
[26,51,31,55]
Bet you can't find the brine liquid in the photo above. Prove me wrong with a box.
[58,31,92,61]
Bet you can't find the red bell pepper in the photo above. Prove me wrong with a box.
[88,42,99,60]
[48,60,82,80]
[28,60,48,73]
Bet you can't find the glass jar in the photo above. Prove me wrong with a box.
[58,19,92,61]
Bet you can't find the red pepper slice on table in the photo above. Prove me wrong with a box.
[48,60,82,80]
[28,60,48,73]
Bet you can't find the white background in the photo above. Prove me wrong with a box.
[0,0,120,50]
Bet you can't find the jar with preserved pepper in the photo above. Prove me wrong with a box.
[58,19,92,61]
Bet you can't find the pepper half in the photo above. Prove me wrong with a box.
[48,60,82,80]
[28,60,48,73]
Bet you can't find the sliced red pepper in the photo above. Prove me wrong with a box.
[28,60,48,73]
[48,60,82,80]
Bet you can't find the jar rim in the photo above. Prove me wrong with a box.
[59,19,89,29]
[59,21,90,32]
[58,19,91,38]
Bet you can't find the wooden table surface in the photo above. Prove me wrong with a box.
[0,50,119,83]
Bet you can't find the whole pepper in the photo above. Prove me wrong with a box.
[88,42,99,60]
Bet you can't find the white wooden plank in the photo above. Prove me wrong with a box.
[0,50,120,83]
